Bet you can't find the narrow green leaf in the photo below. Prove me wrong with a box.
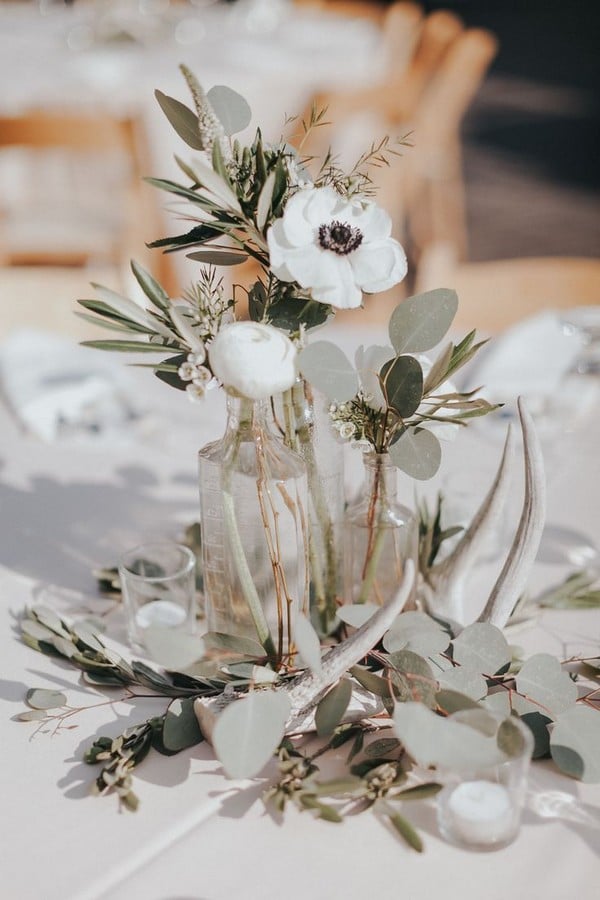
[186,249,248,266]
[256,170,276,231]
[80,339,172,353]
[392,782,442,801]
[315,678,353,737]
[154,90,203,150]
[130,261,170,311]
[387,812,424,851]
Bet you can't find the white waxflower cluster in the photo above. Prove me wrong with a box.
[329,402,358,441]
[178,351,213,402]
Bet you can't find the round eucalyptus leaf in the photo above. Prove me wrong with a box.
[207,85,252,135]
[550,705,600,782]
[515,653,578,717]
[451,623,511,677]
[383,610,450,656]
[435,689,481,715]
[336,604,378,628]
[299,341,359,402]
[143,627,205,671]
[388,649,437,707]
[389,289,458,354]
[379,356,423,417]
[17,710,48,722]
[163,698,204,752]
[212,690,291,778]
[437,665,488,700]
[388,427,441,481]
[293,613,323,675]
[315,678,353,737]
[520,711,552,758]
[393,702,504,772]
[26,688,67,710]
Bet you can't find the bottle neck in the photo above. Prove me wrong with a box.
[225,395,272,437]
[363,452,398,506]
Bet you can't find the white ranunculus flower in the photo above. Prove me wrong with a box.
[209,322,297,400]
[266,186,407,309]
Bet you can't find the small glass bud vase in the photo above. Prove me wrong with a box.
[344,451,417,606]
[277,377,345,635]
[198,395,309,666]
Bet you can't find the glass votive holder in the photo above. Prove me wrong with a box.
[119,542,196,653]
[436,713,534,851]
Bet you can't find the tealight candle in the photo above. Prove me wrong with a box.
[445,780,516,846]
[135,600,187,630]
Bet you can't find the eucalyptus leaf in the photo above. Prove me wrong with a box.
[389,289,458,354]
[388,427,441,480]
[315,678,352,737]
[520,711,552,758]
[451,623,511,677]
[293,614,323,675]
[212,690,291,778]
[437,666,488,701]
[515,653,578,717]
[26,688,67,710]
[162,697,204,752]
[393,702,505,772]
[154,90,203,150]
[379,356,423,417]
[17,710,48,722]
[387,650,437,707]
[336,604,378,628]
[143,627,204,670]
[550,705,600,782]
[203,632,266,658]
[435,689,481,714]
[383,611,450,656]
[298,342,359,402]
[21,620,55,642]
[207,85,252,136]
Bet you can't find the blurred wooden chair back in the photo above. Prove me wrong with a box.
[0,110,164,279]
[416,243,600,332]
[404,27,498,262]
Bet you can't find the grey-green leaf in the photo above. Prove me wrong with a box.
[515,653,578,717]
[26,688,67,710]
[186,250,248,266]
[163,697,204,751]
[550,705,600,782]
[212,690,291,778]
[142,627,205,670]
[336,604,378,628]
[437,666,488,701]
[389,427,441,480]
[154,90,203,150]
[379,355,423,417]
[451,623,511,677]
[298,342,359,402]
[387,812,424,852]
[207,85,252,136]
[389,289,458,354]
[293,614,323,675]
[383,611,450,656]
[203,632,266,658]
[315,678,353,737]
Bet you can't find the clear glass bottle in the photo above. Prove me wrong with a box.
[344,451,418,607]
[277,377,345,635]
[198,396,309,666]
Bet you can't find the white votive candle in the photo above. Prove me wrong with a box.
[446,780,516,845]
[135,600,187,630]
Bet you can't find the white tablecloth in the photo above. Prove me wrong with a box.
[1,322,599,900]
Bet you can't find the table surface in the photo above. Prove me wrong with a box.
[1,322,599,900]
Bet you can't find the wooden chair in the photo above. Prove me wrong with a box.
[415,243,600,333]
[0,110,172,287]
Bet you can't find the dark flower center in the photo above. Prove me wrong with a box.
[318,220,363,255]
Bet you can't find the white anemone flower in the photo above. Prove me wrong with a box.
[267,186,407,309]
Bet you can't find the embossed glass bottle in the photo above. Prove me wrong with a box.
[198,396,309,665]
[277,377,345,635]
[344,451,418,607]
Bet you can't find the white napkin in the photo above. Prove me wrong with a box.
[0,329,143,442]
[465,311,599,437]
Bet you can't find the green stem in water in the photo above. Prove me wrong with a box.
[221,401,277,662]
[356,523,388,605]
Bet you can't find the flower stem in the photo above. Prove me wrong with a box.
[356,523,388,604]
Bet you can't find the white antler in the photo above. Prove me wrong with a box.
[478,398,546,627]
